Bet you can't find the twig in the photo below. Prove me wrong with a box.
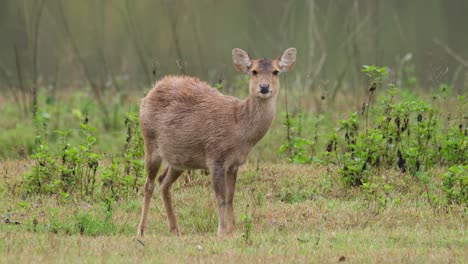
[308,53,327,88]
[164,0,186,74]
[14,44,28,115]
[57,1,111,129]
[284,85,293,161]
[330,64,349,103]
[433,38,468,68]
[94,1,122,93]
[122,0,152,84]
[31,0,46,119]
[0,63,21,111]
[278,0,295,47]
[189,6,205,77]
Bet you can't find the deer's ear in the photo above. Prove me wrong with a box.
[277,48,297,72]
[232,48,251,73]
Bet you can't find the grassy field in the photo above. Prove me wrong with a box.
[0,67,466,263]
[1,160,466,263]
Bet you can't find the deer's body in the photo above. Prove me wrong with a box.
[138,48,297,236]
[140,76,275,171]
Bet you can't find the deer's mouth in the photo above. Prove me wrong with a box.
[257,89,273,98]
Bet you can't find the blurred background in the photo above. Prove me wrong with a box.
[0,0,467,159]
[1,0,467,94]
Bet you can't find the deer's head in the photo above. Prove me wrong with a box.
[232,48,296,99]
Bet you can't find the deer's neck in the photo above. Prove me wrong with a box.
[237,95,277,144]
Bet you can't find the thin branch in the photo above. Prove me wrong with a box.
[0,63,21,111]
[14,44,28,115]
[190,5,206,77]
[433,38,468,68]
[337,15,371,51]
[308,53,327,87]
[57,0,111,128]
[31,0,46,119]
[118,0,151,84]
[93,0,122,94]
[284,84,293,161]
[164,0,186,74]
[278,0,295,47]
[330,64,349,103]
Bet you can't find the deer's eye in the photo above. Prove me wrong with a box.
[251,70,258,76]
[273,70,279,76]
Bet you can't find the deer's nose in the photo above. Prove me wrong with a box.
[259,84,270,94]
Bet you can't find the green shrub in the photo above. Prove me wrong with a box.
[24,109,144,202]
[441,165,467,205]
[323,66,466,187]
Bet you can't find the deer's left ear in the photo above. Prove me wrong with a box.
[277,48,297,72]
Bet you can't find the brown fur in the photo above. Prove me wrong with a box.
[140,75,276,170]
[137,48,297,237]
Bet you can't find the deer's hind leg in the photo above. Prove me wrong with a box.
[159,166,183,235]
[138,144,162,236]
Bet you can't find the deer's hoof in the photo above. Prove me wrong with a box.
[217,227,228,237]
[137,226,145,237]
[170,228,180,236]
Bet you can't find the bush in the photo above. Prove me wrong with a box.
[441,165,467,205]
[24,111,144,202]
[321,66,466,187]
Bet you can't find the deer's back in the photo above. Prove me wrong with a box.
[140,76,243,169]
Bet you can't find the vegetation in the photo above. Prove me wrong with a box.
[1,161,466,262]
[0,62,466,262]
[0,2,467,262]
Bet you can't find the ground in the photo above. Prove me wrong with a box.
[0,160,466,263]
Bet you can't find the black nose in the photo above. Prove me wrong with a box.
[259,84,270,94]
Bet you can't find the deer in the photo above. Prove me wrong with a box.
[137,47,297,237]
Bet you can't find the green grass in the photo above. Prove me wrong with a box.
[0,72,466,262]
[1,161,466,263]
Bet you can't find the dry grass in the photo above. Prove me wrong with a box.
[0,160,466,263]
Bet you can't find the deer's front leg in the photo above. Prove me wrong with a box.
[225,165,238,233]
[211,163,227,236]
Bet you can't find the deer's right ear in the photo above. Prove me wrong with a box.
[232,48,251,73]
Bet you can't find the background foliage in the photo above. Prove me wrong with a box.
[0,1,466,262]
[1,0,468,94]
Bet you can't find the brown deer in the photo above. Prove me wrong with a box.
[138,48,297,236]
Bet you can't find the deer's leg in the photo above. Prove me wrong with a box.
[160,166,183,235]
[225,165,238,233]
[210,163,227,236]
[138,150,162,237]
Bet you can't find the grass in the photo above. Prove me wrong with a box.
[1,160,466,263]
[0,67,466,262]
[0,86,349,162]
